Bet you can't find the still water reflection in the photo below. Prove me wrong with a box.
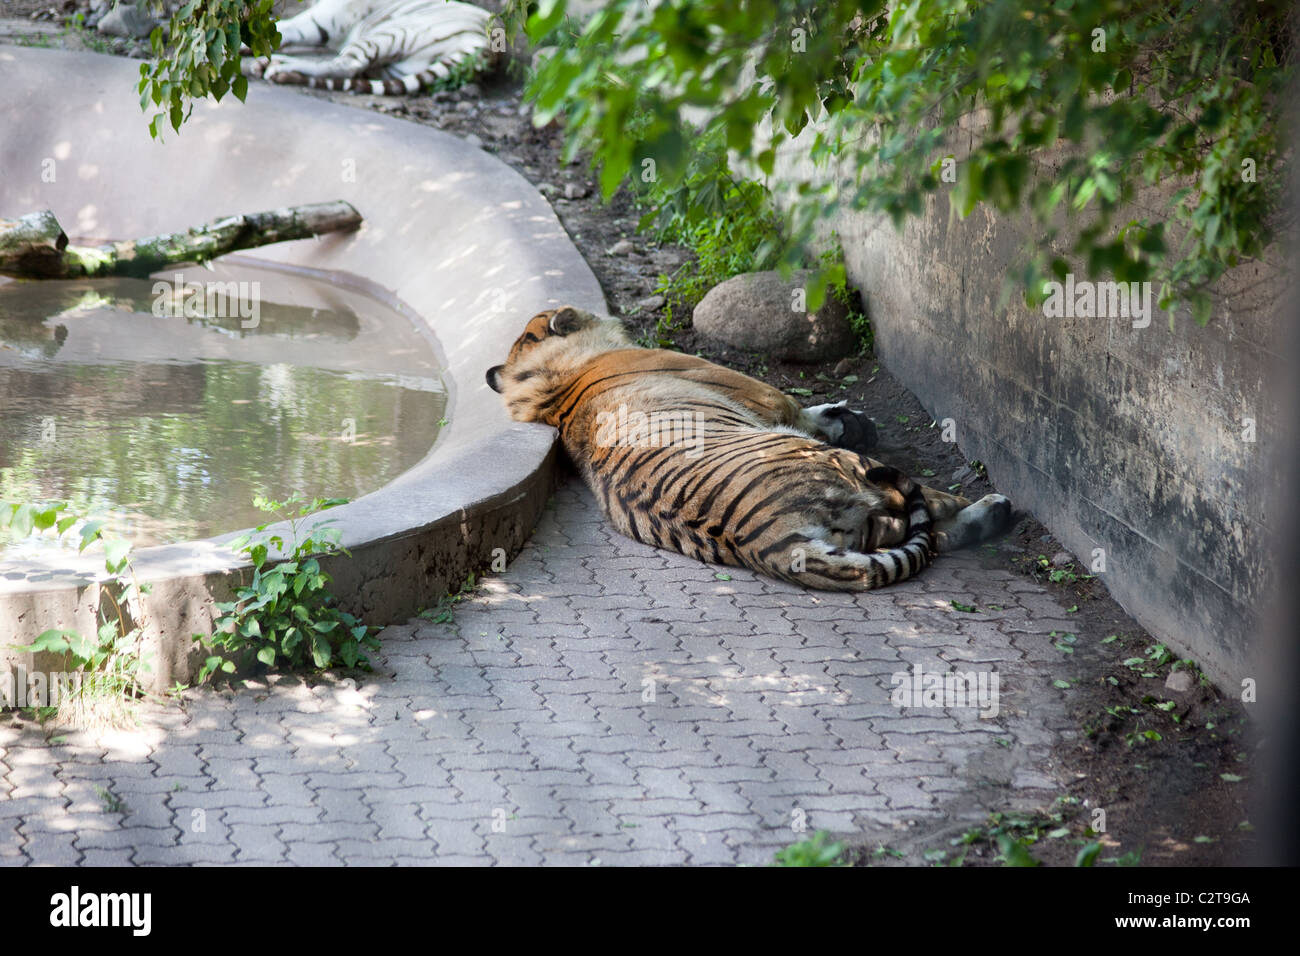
[0,261,445,553]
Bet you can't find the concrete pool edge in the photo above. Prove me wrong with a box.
[0,47,604,691]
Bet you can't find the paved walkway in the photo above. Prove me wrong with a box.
[1,479,1078,866]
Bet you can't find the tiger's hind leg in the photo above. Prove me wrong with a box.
[933,494,1013,551]
[860,476,1013,553]
[912,485,1013,552]
[263,48,372,82]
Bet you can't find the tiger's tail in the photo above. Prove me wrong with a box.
[777,466,936,591]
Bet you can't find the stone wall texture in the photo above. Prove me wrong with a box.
[773,143,1289,688]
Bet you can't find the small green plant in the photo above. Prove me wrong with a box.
[944,797,1088,866]
[2,501,152,727]
[417,571,482,625]
[1049,565,1079,585]
[94,784,129,815]
[195,495,378,681]
[772,830,849,867]
[639,138,785,343]
[14,32,55,49]
[424,48,488,94]
[64,10,117,54]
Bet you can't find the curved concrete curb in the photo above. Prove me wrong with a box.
[0,48,604,690]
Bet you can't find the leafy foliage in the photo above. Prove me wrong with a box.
[416,571,481,625]
[1,501,151,724]
[624,125,870,350]
[523,0,1292,324]
[196,494,379,681]
[138,0,280,138]
[772,830,849,867]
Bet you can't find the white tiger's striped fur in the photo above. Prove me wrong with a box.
[245,0,491,95]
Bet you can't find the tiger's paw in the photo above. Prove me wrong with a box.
[262,58,309,84]
[936,493,1014,551]
[805,401,879,454]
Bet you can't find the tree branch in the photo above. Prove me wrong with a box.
[0,201,363,279]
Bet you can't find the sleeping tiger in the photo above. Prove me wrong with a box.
[487,306,1014,590]
[243,0,491,95]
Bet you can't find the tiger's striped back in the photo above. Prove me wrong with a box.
[255,0,491,95]
[488,307,937,591]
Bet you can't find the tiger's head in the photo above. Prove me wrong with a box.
[486,306,629,420]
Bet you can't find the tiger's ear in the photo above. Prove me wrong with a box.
[549,306,585,335]
[486,365,506,393]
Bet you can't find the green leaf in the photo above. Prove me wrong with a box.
[103,538,132,572]
[1075,842,1102,867]
[10,504,36,538]
[256,647,276,666]
[997,835,1039,867]
[311,633,331,668]
[79,520,106,552]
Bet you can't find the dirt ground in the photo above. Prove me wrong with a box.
[0,13,1261,866]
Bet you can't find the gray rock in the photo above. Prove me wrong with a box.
[692,270,855,363]
[463,133,484,149]
[606,239,634,256]
[536,182,560,198]
[96,2,158,38]
[563,182,589,200]
[832,358,854,377]
[1164,670,1195,693]
[1051,551,1074,568]
[636,294,665,313]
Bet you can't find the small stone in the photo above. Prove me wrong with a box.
[607,239,634,256]
[536,182,560,198]
[1165,670,1195,693]
[833,358,854,378]
[563,182,589,200]
[96,1,158,38]
[463,133,485,149]
[1051,551,1074,568]
[459,83,482,99]
[636,294,666,313]
[952,465,975,483]
[503,154,524,165]
[456,100,475,113]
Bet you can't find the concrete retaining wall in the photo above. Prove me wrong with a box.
[774,144,1287,687]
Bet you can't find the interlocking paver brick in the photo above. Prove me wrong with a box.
[3,476,1072,866]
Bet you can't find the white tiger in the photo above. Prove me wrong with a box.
[244,0,492,95]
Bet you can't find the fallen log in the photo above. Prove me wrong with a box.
[0,202,363,279]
